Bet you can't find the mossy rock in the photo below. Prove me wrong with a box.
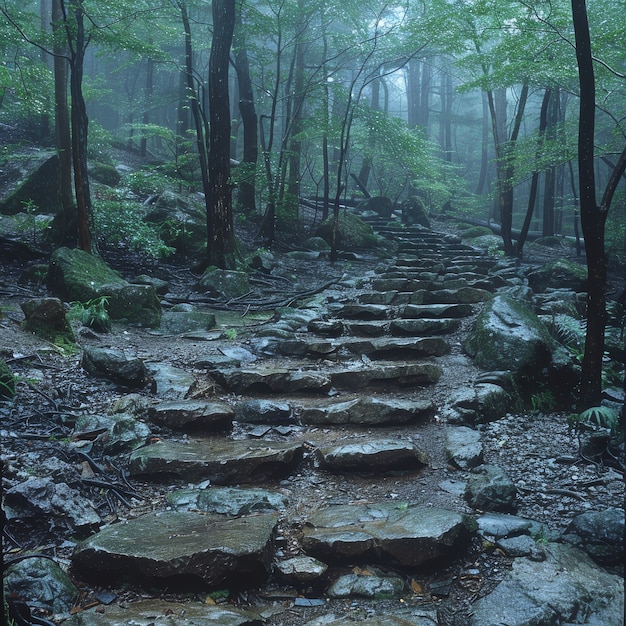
[464,295,555,375]
[89,162,121,187]
[315,212,378,250]
[21,297,76,349]
[0,358,15,399]
[47,248,161,327]
[196,268,250,299]
[461,226,493,239]
[526,258,587,293]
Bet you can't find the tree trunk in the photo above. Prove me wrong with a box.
[207,0,237,268]
[517,88,551,257]
[571,0,607,409]
[140,57,154,158]
[52,0,74,243]
[66,0,92,253]
[542,86,559,236]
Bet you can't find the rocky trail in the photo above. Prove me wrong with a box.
[1,218,624,626]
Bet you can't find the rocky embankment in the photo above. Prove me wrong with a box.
[1,221,624,626]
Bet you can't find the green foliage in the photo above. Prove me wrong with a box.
[68,296,111,333]
[16,200,52,243]
[93,193,174,258]
[530,390,556,414]
[123,169,176,197]
[547,314,586,352]
[86,123,114,162]
[569,406,621,440]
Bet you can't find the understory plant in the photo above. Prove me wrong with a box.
[68,296,111,333]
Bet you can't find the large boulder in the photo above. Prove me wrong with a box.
[526,258,587,293]
[20,297,75,347]
[463,295,554,378]
[315,212,378,250]
[401,196,430,228]
[47,247,161,327]
[196,267,250,299]
[356,196,394,219]
[0,151,60,215]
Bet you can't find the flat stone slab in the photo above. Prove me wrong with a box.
[300,396,434,426]
[63,600,263,625]
[445,426,483,469]
[128,440,304,484]
[390,318,461,336]
[332,303,390,320]
[302,503,467,567]
[328,362,442,389]
[167,486,289,516]
[400,303,474,319]
[315,438,428,473]
[148,399,234,429]
[211,366,331,394]
[71,511,278,588]
[274,336,450,360]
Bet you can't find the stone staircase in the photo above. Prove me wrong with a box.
[66,224,532,623]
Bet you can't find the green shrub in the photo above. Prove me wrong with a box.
[94,195,174,258]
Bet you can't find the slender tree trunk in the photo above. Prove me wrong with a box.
[517,88,551,257]
[52,0,74,243]
[488,83,529,255]
[140,58,154,158]
[571,0,612,408]
[180,0,211,249]
[475,91,490,195]
[66,0,92,252]
[207,0,237,268]
[357,73,380,190]
[542,86,559,236]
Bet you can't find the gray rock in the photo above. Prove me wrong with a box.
[71,511,278,588]
[400,303,473,319]
[328,362,442,389]
[234,399,293,424]
[4,556,79,614]
[100,282,162,327]
[561,507,624,565]
[0,151,60,215]
[5,477,100,531]
[315,438,428,473]
[463,295,554,375]
[196,268,250,299]
[302,503,468,568]
[390,318,461,336]
[148,399,234,430]
[469,543,624,626]
[81,346,151,388]
[129,439,304,484]
[74,412,152,453]
[496,534,546,559]
[159,308,216,334]
[333,303,389,320]
[526,258,587,293]
[147,362,197,399]
[167,485,289,515]
[20,297,75,344]
[62,600,263,625]
[275,556,328,583]
[305,610,439,625]
[301,396,434,426]
[465,464,517,512]
[327,568,406,599]
[446,383,512,424]
[422,287,491,304]
[212,366,331,394]
[475,513,536,540]
[0,358,15,398]
[132,274,169,294]
[445,426,483,469]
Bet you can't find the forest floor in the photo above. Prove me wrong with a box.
[1,217,624,625]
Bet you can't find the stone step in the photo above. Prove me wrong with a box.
[298,395,434,426]
[72,510,279,589]
[301,502,467,568]
[210,361,442,393]
[308,316,461,337]
[314,438,429,473]
[128,439,304,483]
[401,303,474,318]
[270,336,450,360]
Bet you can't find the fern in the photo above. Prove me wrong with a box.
[548,314,586,349]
